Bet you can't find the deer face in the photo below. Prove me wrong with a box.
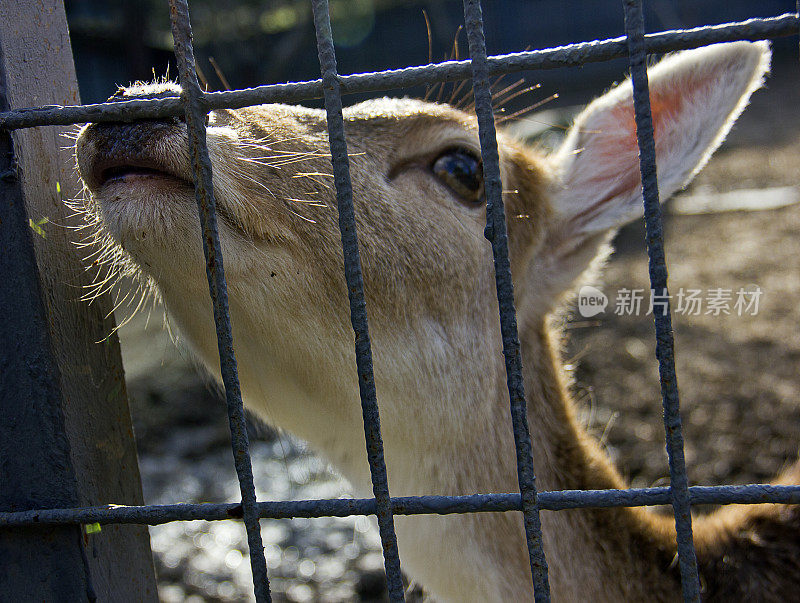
[76,88,555,448]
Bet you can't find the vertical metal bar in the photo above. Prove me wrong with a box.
[461,1,551,600]
[621,1,700,601]
[309,1,405,600]
[166,1,272,601]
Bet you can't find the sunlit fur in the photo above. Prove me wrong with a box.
[74,42,799,601]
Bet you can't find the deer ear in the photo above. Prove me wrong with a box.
[549,41,770,242]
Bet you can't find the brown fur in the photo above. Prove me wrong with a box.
[73,42,797,601]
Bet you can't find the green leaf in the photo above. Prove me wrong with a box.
[28,217,49,238]
[84,523,102,534]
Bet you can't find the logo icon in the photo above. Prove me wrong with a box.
[577,285,608,317]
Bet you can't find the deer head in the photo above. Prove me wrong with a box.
[75,41,775,601]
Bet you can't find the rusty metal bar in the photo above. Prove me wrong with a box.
[167,1,271,600]
[3,484,798,528]
[461,0,551,600]
[309,0,405,600]
[1,14,797,131]
[622,1,700,600]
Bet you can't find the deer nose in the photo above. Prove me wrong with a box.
[102,85,184,126]
[106,85,213,127]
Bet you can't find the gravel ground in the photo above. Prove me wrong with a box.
[118,57,800,601]
[123,325,423,602]
[123,346,403,602]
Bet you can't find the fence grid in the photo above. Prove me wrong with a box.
[1,2,799,602]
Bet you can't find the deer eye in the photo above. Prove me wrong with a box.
[432,148,484,205]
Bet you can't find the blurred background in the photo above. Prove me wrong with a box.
[63,1,799,601]
[67,0,796,104]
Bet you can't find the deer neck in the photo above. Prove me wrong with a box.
[345,315,683,601]
[432,318,684,601]
[518,319,624,492]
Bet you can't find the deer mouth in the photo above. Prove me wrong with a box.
[76,118,195,195]
[97,162,193,189]
[76,120,249,240]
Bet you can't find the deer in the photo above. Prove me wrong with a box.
[74,40,799,601]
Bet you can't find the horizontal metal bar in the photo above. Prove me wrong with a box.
[2,484,798,527]
[0,13,795,131]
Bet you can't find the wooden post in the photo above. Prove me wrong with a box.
[0,1,158,600]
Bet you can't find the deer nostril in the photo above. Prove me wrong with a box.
[95,86,188,129]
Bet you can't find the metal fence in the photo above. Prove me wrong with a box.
[1,1,800,601]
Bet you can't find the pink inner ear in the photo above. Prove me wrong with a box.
[608,103,639,156]
[560,48,757,237]
[568,84,698,230]
[567,104,644,227]
[606,73,707,161]
[587,77,703,196]
[557,42,769,243]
